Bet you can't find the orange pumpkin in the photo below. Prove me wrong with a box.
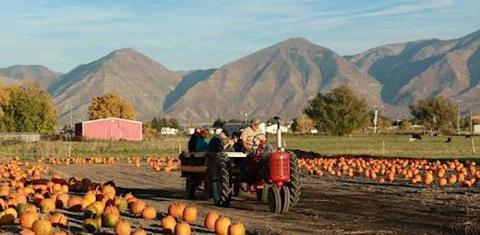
[132,229,147,235]
[19,229,35,235]
[31,219,53,235]
[104,205,120,216]
[39,198,56,214]
[102,213,120,228]
[115,220,132,235]
[168,202,186,217]
[228,222,246,235]
[55,193,69,209]
[131,200,146,215]
[19,211,38,229]
[182,206,198,223]
[142,206,157,220]
[175,222,191,235]
[215,217,231,235]
[49,212,68,227]
[161,215,177,233]
[68,196,83,212]
[204,211,219,230]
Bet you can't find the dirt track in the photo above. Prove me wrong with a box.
[22,162,477,235]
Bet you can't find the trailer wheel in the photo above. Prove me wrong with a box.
[267,185,281,213]
[212,155,232,207]
[185,173,196,199]
[287,151,302,206]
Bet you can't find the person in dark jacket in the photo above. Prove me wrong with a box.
[188,128,201,152]
[208,130,234,152]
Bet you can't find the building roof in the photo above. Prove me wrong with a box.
[79,117,142,125]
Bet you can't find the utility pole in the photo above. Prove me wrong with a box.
[373,109,378,134]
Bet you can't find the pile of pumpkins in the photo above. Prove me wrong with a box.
[47,157,118,165]
[300,156,480,188]
[0,159,246,235]
[163,202,246,235]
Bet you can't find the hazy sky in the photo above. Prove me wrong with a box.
[0,0,479,72]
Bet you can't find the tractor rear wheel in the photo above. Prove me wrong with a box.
[267,185,281,213]
[287,151,302,206]
[212,155,232,207]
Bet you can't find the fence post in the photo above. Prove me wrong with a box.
[382,139,386,156]
[472,137,476,154]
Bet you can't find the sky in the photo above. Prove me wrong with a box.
[0,0,479,72]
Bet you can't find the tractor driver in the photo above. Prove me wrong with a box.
[240,119,265,153]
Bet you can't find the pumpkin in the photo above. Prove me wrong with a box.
[68,196,83,212]
[83,218,100,233]
[49,212,68,227]
[90,201,105,214]
[104,205,120,216]
[32,219,53,235]
[182,206,198,223]
[55,193,69,209]
[115,220,132,235]
[102,212,120,227]
[0,208,18,225]
[114,197,128,212]
[102,185,116,199]
[84,205,100,219]
[142,206,157,220]
[19,211,38,229]
[19,229,36,235]
[131,200,146,215]
[132,229,147,235]
[168,202,186,217]
[161,215,177,233]
[52,231,68,235]
[228,222,246,235]
[175,222,191,235]
[215,216,231,235]
[39,198,56,214]
[204,211,219,230]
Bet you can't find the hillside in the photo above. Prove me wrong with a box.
[0,65,62,87]
[351,29,480,108]
[50,48,181,125]
[167,37,384,122]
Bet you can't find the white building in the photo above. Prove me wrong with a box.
[265,124,289,134]
[474,124,480,134]
[160,127,179,135]
[309,128,319,134]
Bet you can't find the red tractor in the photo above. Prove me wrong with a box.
[179,117,301,213]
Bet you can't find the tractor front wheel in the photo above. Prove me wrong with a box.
[267,185,281,213]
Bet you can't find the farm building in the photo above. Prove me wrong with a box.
[75,117,142,141]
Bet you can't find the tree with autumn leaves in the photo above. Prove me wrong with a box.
[88,93,136,120]
[0,82,57,133]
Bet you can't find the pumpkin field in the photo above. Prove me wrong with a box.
[0,151,479,234]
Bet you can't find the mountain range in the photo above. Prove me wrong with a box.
[0,29,479,125]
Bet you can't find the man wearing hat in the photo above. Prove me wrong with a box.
[240,119,264,152]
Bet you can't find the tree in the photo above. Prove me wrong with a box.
[409,97,457,131]
[399,120,413,131]
[304,86,369,136]
[213,118,226,128]
[291,115,315,133]
[0,83,57,133]
[88,93,135,120]
[150,117,180,131]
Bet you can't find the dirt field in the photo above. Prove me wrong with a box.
[9,162,473,235]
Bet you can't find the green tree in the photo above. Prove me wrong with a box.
[150,117,180,131]
[291,114,315,133]
[88,93,135,120]
[409,97,457,131]
[0,83,57,133]
[304,86,369,136]
[398,120,413,131]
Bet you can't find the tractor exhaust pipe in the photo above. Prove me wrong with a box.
[274,116,282,150]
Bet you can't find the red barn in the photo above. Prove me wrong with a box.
[75,117,142,141]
